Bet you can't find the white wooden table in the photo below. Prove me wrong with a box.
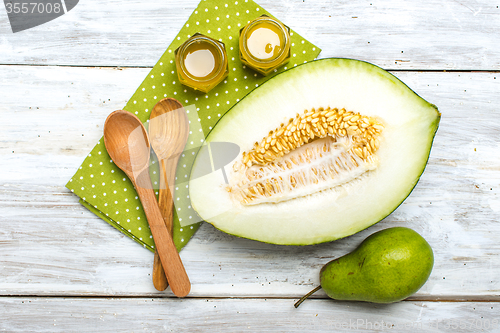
[1,0,499,331]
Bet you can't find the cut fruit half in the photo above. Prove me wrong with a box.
[189,58,440,245]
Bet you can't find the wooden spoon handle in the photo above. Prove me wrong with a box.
[152,160,175,291]
[152,249,168,291]
[134,172,190,297]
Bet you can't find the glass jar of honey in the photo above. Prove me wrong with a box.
[239,15,291,76]
[175,33,229,93]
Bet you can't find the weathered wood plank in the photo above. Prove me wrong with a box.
[0,0,498,70]
[1,65,499,297]
[0,298,499,332]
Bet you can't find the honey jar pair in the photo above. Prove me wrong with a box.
[175,15,291,93]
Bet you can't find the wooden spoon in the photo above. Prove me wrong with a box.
[103,110,190,297]
[148,98,189,291]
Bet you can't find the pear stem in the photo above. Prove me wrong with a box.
[294,285,322,308]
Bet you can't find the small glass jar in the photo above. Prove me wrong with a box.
[239,15,291,76]
[175,33,229,93]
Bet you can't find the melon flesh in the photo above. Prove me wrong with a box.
[189,58,440,245]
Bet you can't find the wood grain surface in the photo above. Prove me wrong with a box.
[1,0,499,331]
[0,298,498,332]
[0,0,498,70]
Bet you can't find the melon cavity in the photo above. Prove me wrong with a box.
[189,58,440,245]
[228,108,383,205]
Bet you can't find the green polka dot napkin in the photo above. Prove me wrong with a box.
[66,0,321,253]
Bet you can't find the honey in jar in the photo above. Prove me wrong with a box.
[239,15,291,75]
[175,34,228,93]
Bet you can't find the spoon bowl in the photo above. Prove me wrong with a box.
[104,111,150,175]
[150,98,189,160]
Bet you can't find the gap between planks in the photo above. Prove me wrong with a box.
[1,63,500,73]
[1,295,500,302]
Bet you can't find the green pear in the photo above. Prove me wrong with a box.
[295,227,434,307]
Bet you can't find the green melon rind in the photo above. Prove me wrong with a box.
[189,58,440,245]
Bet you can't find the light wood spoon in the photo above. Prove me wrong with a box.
[103,110,190,297]
[149,98,189,291]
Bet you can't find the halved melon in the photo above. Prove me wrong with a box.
[189,58,440,245]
